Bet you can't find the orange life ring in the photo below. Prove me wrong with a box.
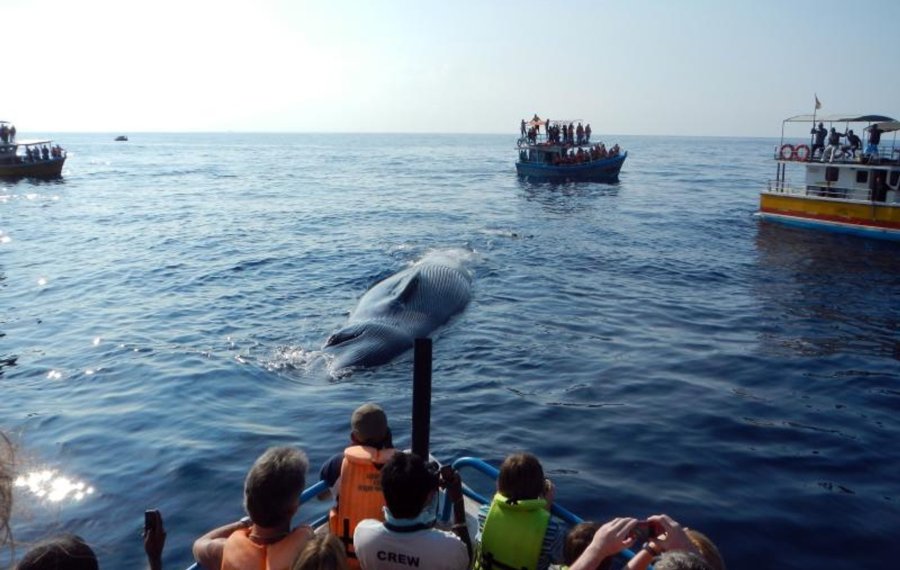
[779,144,794,160]
[794,144,810,161]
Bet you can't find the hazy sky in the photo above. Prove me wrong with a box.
[3,0,898,136]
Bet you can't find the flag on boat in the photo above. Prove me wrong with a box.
[815,95,822,110]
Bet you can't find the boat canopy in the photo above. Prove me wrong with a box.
[784,114,896,124]
[14,139,53,146]
[869,121,900,133]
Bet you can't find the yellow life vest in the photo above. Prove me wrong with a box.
[475,493,550,570]
[328,445,395,568]
[220,525,312,570]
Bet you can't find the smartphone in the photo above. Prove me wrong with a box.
[630,521,658,545]
[144,509,161,532]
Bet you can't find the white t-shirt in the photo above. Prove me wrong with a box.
[353,518,469,570]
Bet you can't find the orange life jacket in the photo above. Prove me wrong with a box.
[221,525,312,570]
[328,445,395,568]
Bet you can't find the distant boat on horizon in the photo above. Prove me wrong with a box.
[115,135,128,142]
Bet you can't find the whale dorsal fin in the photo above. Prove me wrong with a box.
[391,271,420,305]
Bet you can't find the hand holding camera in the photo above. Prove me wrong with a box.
[438,465,464,503]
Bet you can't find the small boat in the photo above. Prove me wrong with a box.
[758,113,900,241]
[516,117,626,182]
[0,121,66,179]
[115,135,128,141]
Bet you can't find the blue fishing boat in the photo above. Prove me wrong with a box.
[516,117,626,182]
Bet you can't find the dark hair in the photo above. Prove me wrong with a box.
[17,534,99,570]
[564,522,613,569]
[244,447,308,528]
[380,452,437,519]
[497,453,544,501]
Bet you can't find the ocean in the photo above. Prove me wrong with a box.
[1,133,898,569]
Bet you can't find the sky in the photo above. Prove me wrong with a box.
[2,0,898,136]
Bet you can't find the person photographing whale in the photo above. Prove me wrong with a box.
[318,403,396,568]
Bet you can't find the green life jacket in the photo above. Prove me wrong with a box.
[475,492,551,570]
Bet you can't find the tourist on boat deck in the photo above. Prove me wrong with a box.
[564,521,615,570]
[41,146,50,160]
[845,129,861,157]
[521,119,527,138]
[585,124,592,143]
[866,123,884,157]
[474,452,566,570]
[291,532,349,570]
[823,128,845,162]
[192,446,314,570]
[623,514,723,570]
[811,122,827,159]
[318,403,396,567]
[563,517,639,570]
[576,123,585,144]
[8,125,14,141]
[0,124,8,143]
[352,452,471,570]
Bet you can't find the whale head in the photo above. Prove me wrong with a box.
[322,322,414,371]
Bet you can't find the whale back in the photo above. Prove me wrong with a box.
[324,255,473,371]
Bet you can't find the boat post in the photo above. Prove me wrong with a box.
[412,337,432,460]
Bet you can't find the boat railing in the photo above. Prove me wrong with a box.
[764,182,890,202]
[774,145,900,164]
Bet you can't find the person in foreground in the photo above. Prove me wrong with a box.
[15,534,99,570]
[320,403,396,566]
[352,452,471,570]
[565,514,723,570]
[193,446,314,570]
[291,533,349,570]
[474,452,566,570]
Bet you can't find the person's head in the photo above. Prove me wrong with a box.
[653,551,714,570]
[380,452,438,519]
[16,534,98,570]
[497,453,545,501]
[244,446,308,528]
[830,127,836,132]
[291,533,348,570]
[350,403,389,448]
[818,122,824,127]
[563,522,612,570]
[848,129,854,135]
[686,529,726,570]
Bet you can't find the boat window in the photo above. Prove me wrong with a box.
[825,167,839,182]
[856,170,868,184]
[889,171,899,188]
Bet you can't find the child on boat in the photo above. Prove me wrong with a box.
[474,452,566,570]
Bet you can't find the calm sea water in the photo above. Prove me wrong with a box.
[1,133,898,570]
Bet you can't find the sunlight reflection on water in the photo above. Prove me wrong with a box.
[14,469,95,503]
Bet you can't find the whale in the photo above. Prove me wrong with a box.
[323,251,473,371]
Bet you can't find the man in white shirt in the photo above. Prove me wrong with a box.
[353,452,471,570]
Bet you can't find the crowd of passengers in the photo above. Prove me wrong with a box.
[553,143,622,165]
[521,118,594,146]
[4,404,725,570]
[20,145,64,162]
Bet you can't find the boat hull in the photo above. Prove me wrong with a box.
[516,152,626,182]
[0,157,65,179]
[758,192,900,241]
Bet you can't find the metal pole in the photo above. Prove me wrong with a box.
[411,338,432,460]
